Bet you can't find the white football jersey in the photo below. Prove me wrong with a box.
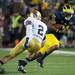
[24,17,47,43]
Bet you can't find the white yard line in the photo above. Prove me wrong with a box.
[0,48,12,51]
[52,50,75,56]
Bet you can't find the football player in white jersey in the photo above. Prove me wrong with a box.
[0,10,47,74]
[18,10,47,73]
[17,10,60,73]
[23,10,47,52]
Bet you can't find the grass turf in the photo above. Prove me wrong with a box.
[0,48,75,75]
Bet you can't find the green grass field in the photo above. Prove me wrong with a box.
[0,48,75,75]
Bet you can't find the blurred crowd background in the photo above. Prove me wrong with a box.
[0,0,75,48]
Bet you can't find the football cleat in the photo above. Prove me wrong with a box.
[0,68,5,74]
[18,66,26,73]
[0,62,5,74]
[37,58,44,68]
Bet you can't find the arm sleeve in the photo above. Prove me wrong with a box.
[24,20,33,48]
[26,24,33,38]
[25,20,33,41]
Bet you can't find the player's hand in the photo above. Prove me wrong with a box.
[54,24,65,33]
[57,25,71,33]
[51,24,64,32]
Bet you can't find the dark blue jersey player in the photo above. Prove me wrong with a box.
[47,4,75,40]
[37,4,75,68]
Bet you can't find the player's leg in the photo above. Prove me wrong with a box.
[0,37,26,64]
[37,45,59,68]
[20,34,59,62]
[18,34,60,73]
[0,63,5,74]
[18,38,41,73]
[37,34,60,67]
[0,37,26,74]
[18,52,34,73]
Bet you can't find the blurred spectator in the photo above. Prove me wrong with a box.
[55,0,69,11]
[9,12,23,46]
[0,0,12,8]
[48,0,69,17]
[71,25,75,48]
[0,27,4,47]
[24,0,41,6]
[0,0,74,48]
[12,0,24,13]
[0,8,5,26]
[0,8,5,47]
[0,0,12,15]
